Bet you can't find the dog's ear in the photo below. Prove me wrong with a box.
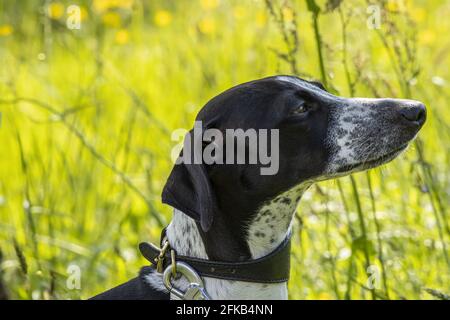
[309,80,327,92]
[161,129,218,232]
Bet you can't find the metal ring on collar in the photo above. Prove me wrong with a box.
[163,261,210,300]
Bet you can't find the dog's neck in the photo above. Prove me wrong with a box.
[164,183,310,299]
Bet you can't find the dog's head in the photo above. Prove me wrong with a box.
[162,75,426,247]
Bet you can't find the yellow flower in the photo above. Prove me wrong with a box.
[115,29,129,44]
[256,11,267,27]
[386,0,397,11]
[418,29,436,45]
[233,6,246,20]
[282,6,294,23]
[79,6,89,22]
[94,0,133,12]
[410,7,426,23]
[154,10,172,27]
[114,0,134,9]
[201,0,219,10]
[198,17,216,35]
[102,11,121,28]
[386,0,406,12]
[93,0,114,13]
[47,2,65,19]
[0,24,13,36]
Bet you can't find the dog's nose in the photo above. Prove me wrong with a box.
[399,103,426,126]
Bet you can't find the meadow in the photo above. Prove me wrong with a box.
[0,0,448,300]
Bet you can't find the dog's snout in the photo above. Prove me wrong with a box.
[399,103,426,126]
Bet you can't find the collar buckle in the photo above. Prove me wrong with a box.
[155,240,170,273]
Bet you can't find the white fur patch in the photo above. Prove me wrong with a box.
[142,269,167,292]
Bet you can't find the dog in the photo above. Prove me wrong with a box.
[91,75,426,300]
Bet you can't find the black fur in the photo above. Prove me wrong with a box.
[163,77,332,261]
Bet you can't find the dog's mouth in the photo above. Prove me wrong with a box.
[336,143,409,173]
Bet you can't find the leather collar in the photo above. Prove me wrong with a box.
[139,229,291,283]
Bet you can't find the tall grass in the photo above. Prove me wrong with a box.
[0,0,448,299]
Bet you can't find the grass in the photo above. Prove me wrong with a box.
[0,0,449,300]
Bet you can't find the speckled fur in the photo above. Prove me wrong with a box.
[326,97,420,175]
[247,183,311,259]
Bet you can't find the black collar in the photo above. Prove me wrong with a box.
[139,228,291,283]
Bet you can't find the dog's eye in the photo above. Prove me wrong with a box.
[291,103,309,115]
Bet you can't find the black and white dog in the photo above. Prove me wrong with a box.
[92,75,426,300]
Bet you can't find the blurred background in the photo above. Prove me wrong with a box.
[0,0,448,300]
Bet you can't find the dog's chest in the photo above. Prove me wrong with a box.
[146,184,309,300]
